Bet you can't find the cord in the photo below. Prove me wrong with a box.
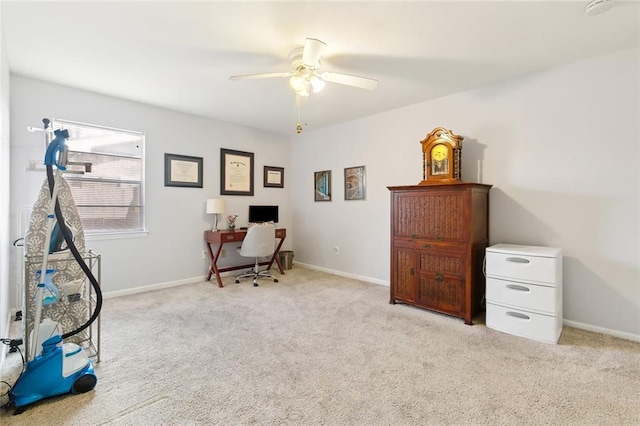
[481,254,487,308]
[0,338,23,352]
[0,339,26,409]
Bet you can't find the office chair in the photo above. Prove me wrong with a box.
[235,223,279,287]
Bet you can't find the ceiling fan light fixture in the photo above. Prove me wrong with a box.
[290,69,322,97]
[310,75,325,93]
[289,74,308,95]
[229,37,377,133]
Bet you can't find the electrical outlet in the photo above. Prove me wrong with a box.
[202,250,207,259]
[220,249,226,258]
[333,246,340,254]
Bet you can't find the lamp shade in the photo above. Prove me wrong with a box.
[206,199,226,214]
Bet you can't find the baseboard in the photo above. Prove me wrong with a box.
[293,261,390,286]
[563,319,640,343]
[15,269,638,345]
[294,262,639,343]
[103,275,207,299]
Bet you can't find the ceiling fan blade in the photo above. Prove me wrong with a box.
[302,38,327,68]
[320,72,378,90]
[229,72,293,81]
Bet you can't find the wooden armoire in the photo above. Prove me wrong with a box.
[388,183,491,324]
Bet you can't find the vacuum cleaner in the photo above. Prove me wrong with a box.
[5,119,103,413]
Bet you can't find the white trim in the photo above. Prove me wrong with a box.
[295,263,639,343]
[293,261,390,286]
[54,117,143,137]
[102,275,206,299]
[96,266,639,344]
[563,319,640,343]
[86,231,148,242]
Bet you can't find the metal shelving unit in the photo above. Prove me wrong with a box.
[23,251,101,362]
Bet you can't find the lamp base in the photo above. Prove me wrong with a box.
[212,215,220,231]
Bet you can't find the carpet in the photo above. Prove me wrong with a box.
[1,266,639,425]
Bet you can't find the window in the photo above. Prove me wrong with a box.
[53,119,145,235]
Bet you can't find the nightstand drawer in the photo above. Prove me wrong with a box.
[486,277,558,314]
[486,302,561,344]
[486,246,561,285]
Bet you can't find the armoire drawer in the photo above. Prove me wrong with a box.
[486,277,558,315]
[486,245,561,285]
[393,238,464,253]
[486,302,561,344]
[417,273,465,315]
[419,251,465,277]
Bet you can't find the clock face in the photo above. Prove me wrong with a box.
[431,144,449,175]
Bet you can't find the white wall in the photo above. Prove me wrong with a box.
[291,48,639,339]
[7,49,638,341]
[0,3,12,345]
[9,76,292,298]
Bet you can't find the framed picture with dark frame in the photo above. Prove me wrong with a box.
[220,148,254,196]
[264,166,284,188]
[164,153,203,188]
[344,165,366,200]
[314,170,332,202]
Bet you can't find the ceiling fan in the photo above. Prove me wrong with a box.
[229,38,378,98]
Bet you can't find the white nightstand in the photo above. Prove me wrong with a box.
[485,244,563,344]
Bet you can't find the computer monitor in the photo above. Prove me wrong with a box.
[248,205,279,224]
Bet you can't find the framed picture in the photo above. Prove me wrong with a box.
[344,165,366,200]
[314,170,331,202]
[264,166,284,188]
[164,153,203,188]
[221,148,254,196]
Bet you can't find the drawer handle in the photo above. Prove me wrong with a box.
[411,234,418,239]
[436,236,444,241]
[423,244,431,249]
[506,284,530,292]
[435,273,444,282]
[506,257,530,264]
[506,311,530,321]
[226,235,234,240]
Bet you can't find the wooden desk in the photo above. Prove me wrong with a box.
[204,228,286,287]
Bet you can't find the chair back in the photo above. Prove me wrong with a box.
[239,223,275,258]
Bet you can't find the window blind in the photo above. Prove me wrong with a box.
[53,119,145,235]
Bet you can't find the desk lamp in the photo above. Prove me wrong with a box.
[206,199,226,231]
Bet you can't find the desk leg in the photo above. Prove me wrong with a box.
[206,242,224,288]
[268,237,286,274]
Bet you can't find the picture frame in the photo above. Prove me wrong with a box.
[314,170,332,202]
[344,165,366,200]
[221,148,254,196]
[264,166,284,188]
[164,153,203,188]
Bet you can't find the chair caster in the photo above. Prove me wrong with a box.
[235,279,240,283]
[253,282,259,287]
[274,279,279,283]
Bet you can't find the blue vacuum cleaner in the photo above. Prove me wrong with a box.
[5,119,103,413]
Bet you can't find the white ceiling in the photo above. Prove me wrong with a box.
[3,1,639,136]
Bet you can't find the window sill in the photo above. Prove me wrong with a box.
[86,231,148,242]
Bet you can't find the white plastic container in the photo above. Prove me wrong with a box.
[485,244,563,344]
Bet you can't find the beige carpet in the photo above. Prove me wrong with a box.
[1,266,639,425]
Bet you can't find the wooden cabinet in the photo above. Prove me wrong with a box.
[388,183,491,324]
